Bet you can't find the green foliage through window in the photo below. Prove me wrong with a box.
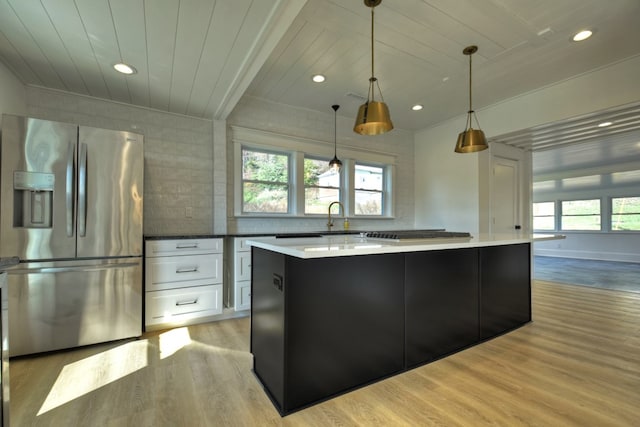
[242,148,289,213]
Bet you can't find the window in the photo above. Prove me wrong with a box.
[355,163,384,215]
[241,148,289,213]
[561,199,600,231]
[611,196,640,231]
[233,126,395,217]
[304,156,340,214]
[533,202,555,230]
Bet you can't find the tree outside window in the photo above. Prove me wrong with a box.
[242,148,289,213]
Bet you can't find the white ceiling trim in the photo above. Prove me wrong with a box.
[213,0,308,120]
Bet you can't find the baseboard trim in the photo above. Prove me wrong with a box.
[533,248,640,263]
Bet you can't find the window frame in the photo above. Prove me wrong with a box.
[353,161,387,217]
[532,201,556,231]
[610,196,640,232]
[233,126,396,218]
[303,154,342,215]
[239,146,292,215]
[560,198,602,231]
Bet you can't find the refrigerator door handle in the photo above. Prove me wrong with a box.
[7,262,141,275]
[78,143,88,237]
[66,142,75,237]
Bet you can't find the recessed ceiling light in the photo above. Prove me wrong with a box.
[312,74,326,83]
[114,62,137,75]
[411,104,423,111]
[572,30,593,42]
[598,121,613,127]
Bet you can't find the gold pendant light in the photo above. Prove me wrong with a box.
[455,45,488,153]
[329,104,342,172]
[353,0,393,136]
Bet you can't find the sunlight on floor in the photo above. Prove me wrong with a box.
[37,340,149,416]
[159,327,192,359]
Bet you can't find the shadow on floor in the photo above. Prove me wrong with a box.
[533,256,640,293]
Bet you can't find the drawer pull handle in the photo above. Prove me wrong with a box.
[176,243,199,249]
[176,298,198,306]
[176,266,199,273]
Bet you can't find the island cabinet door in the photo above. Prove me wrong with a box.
[284,253,405,414]
[405,248,480,368]
[250,247,286,410]
[479,243,531,340]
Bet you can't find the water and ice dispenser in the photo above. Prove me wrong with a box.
[13,171,54,228]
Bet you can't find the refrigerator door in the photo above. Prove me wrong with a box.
[7,258,142,357]
[0,115,77,260]
[77,126,144,258]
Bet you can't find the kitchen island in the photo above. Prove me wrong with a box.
[248,233,561,416]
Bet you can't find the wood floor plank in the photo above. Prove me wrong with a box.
[10,280,640,426]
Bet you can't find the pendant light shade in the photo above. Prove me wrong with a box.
[455,45,488,153]
[329,105,342,172]
[353,0,393,136]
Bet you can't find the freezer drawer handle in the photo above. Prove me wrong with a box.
[7,262,140,274]
[176,243,199,249]
[176,266,199,273]
[176,298,198,306]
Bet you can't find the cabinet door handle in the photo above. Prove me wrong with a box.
[176,266,198,273]
[176,298,198,306]
[176,243,198,249]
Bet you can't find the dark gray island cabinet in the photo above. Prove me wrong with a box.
[249,235,533,415]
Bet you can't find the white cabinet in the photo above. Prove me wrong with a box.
[145,238,223,329]
[231,237,263,311]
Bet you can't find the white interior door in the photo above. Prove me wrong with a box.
[492,157,520,233]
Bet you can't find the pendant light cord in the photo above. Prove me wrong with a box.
[334,108,338,156]
[370,6,375,80]
[468,52,473,113]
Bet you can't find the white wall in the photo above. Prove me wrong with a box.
[415,54,640,236]
[226,96,415,233]
[0,61,26,116]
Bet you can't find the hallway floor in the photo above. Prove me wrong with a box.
[533,256,640,293]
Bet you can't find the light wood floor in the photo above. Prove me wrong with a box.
[10,280,640,426]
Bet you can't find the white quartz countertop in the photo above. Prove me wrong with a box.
[247,233,565,259]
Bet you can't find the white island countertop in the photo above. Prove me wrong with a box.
[247,233,565,259]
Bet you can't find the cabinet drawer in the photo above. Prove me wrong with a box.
[236,282,251,311]
[146,253,222,290]
[145,284,222,325]
[234,251,252,281]
[235,237,253,252]
[146,238,222,256]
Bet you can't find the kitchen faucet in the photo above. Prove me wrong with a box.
[327,201,345,232]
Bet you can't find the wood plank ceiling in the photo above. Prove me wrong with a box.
[1,0,640,162]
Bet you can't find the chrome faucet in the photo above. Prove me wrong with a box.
[327,201,344,232]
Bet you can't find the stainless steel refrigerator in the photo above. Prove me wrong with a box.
[0,114,144,357]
